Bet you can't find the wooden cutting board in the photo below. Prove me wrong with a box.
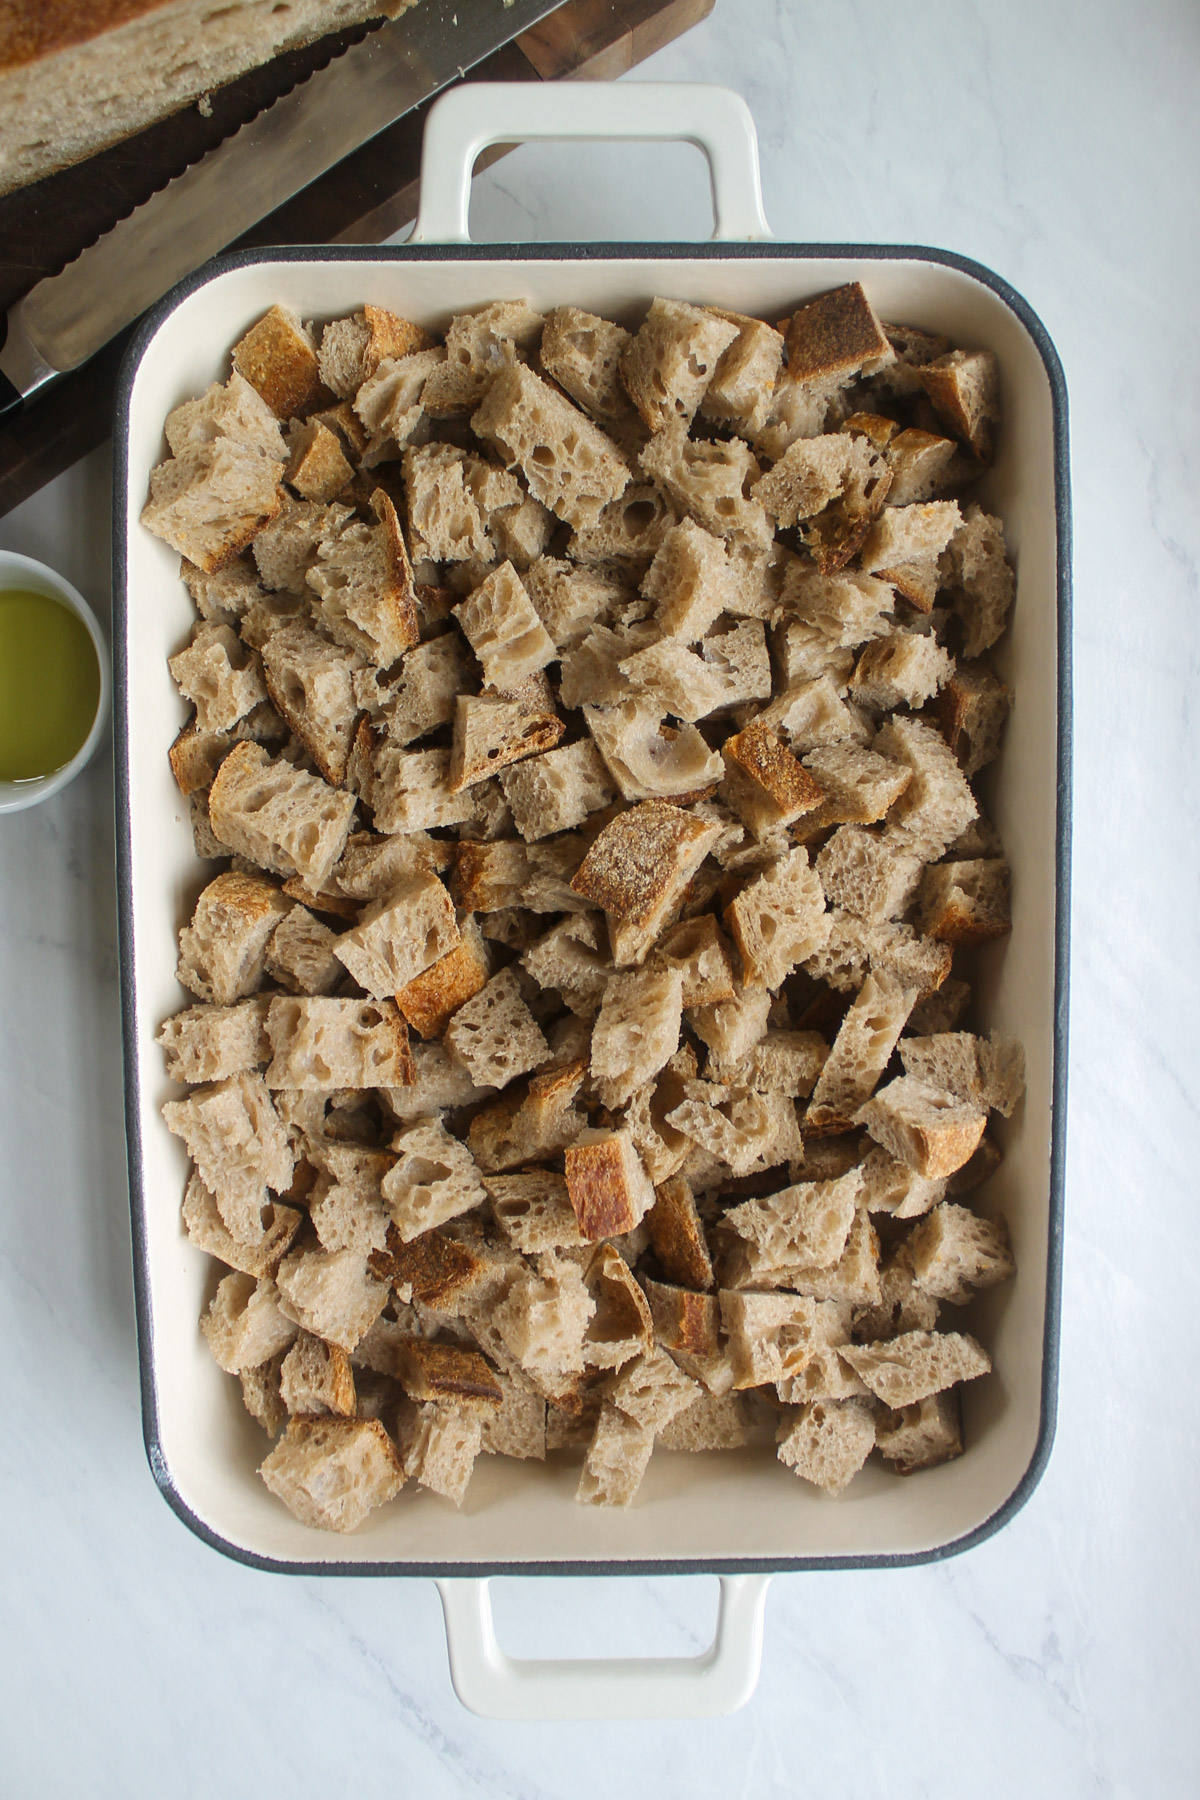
[0,0,713,519]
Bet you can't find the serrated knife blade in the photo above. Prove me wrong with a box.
[0,0,563,418]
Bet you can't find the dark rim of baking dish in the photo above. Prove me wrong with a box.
[113,239,1071,1579]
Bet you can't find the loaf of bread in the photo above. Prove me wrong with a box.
[153,283,1023,1529]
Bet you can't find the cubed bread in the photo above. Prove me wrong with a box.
[650,915,736,1010]
[265,903,342,996]
[815,826,923,924]
[380,1116,486,1241]
[721,720,825,839]
[285,418,354,504]
[776,1397,876,1495]
[169,622,267,733]
[849,628,954,710]
[719,1291,848,1391]
[394,916,489,1039]
[785,282,894,388]
[640,419,771,552]
[723,1170,862,1274]
[723,1029,829,1097]
[610,1346,701,1432]
[420,299,543,414]
[946,504,1015,656]
[275,1244,390,1352]
[805,970,917,1135]
[658,1392,751,1452]
[201,1272,298,1373]
[492,1251,596,1385]
[914,858,1011,944]
[589,965,684,1108]
[468,1058,587,1174]
[799,743,912,833]
[232,305,321,418]
[641,518,738,643]
[240,1351,289,1437]
[360,631,474,749]
[570,800,722,966]
[158,996,271,1084]
[859,500,961,611]
[582,1242,654,1370]
[521,913,610,1018]
[443,966,548,1090]
[540,305,636,425]
[577,1403,656,1507]
[397,1402,486,1507]
[935,657,1012,777]
[841,1328,990,1407]
[307,1144,393,1257]
[691,981,771,1070]
[449,691,566,792]
[259,1416,404,1532]
[251,493,351,595]
[618,299,739,434]
[700,309,785,438]
[142,435,284,574]
[358,740,477,834]
[667,1081,802,1178]
[265,996,414,1090]
[280,1331,357,1418]
[306,489,419,666]
[453,561,555,694]
[208,742,357,890]
[905,1202,1015,1304]
[499,738,615,843]
[917,348,1000,462]
[163,1071,294,1244]
[857,1074,987,1179]
[485,1170,585,1254]
[873,717,977,861]
[565,1129,656,1241]
[318,305,433,397]
[855,1146,946,1222]
[584,699,724,804]
[333,874,459,999]
[259,623,362,786]
[472,363,630,530]
[182,1174,302,1279]
[875,1390,963,1474]
[726,847,830,989]
[645,1173,715,1289]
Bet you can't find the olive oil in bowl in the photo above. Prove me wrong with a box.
[0,588,102,783]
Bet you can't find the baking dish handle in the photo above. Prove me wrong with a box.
[410,80,772,245]
[436,1573,771,1719]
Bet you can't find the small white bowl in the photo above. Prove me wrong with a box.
[0,549,111,815]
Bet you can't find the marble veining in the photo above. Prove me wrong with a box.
[2,0,1198,1791]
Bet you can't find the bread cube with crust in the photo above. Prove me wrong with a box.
[724,1170,862,1274]
[805,970,917,1135]
[169,622,267,733]
[577,1403,655,1507]
[394,916,489,1039]
[915,858,1011,945]
[382,1040,496,1123]
[841,1328,990,1407]
[492,1251,596,1385]
[468,1057,588,1174]
[645,1173,714,1289]
[485,1170,586,1254]
[158,996,271,1084]
[725,1205,881,1307]
[453,560,555,694]
[176,869,291,1005]
[780,563,895,651]
[280,1331,357,1418]
[358,632,473,750]
[565,1129,656,1241]
[885,427,958,506]
[472,363,630,530]
[721,720,825,840]
[582,1242,654,1370]
[875,1390,963,1474]
[202,1273,298,1373]
[259,622,362,785]
[859,500,961,612]
[785,282,895,389]
[873,717,977,860]
[590,965,684,1108]
[265,996,414,1090]
[285,418,354,504]
[259,1416,404,1532]
[142,431,284,574]
[802,911,953,1001]
[856,1146,946,1222]
[165,368,287,461]
[392,1340,503,1408]
[306,489,419,667]
[449,691,565,792]
[898,1030,1025,1118]
[179,553,265,625]
[378,1115,486,1242]
[360,741,477,835]
[164,1071,294,1244]
[571,800,722,966]
[720,1290,848,1390]
[906,1202,1014,1304]
[726,847,830,990]
[274,1244,390,1351]
[333,874,460,999]
[523,556,626,652]
[402,442,493,562]
[208,742,357,890]
[499,738,615,843]
[182,1175,302,1279]
[318,304,433,398]
[232,305,321,418]
[798,744,911,835]
[935,657,1012,778]
[444,966,548,1090]
[776,1397,876,1495]
[857,1075,987,1179]
[266,904,342,996]
[725,1029,829,1097]
[584,699,724,804]
[850,628,954,711]
[917,348,1000,462]
[240,1351,289,1437]
[753,432,888,532]
[699,309,785,438]
[642,518,738,643]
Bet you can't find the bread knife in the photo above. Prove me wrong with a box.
[0,0,563,422]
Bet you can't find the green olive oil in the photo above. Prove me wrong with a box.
[0,589,101,782]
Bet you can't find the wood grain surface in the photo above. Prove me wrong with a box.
[0,0,713,518]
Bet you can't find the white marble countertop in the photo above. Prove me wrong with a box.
[2,0,1197,1789]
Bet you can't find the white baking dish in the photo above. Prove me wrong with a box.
[113,82,1070,1717]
